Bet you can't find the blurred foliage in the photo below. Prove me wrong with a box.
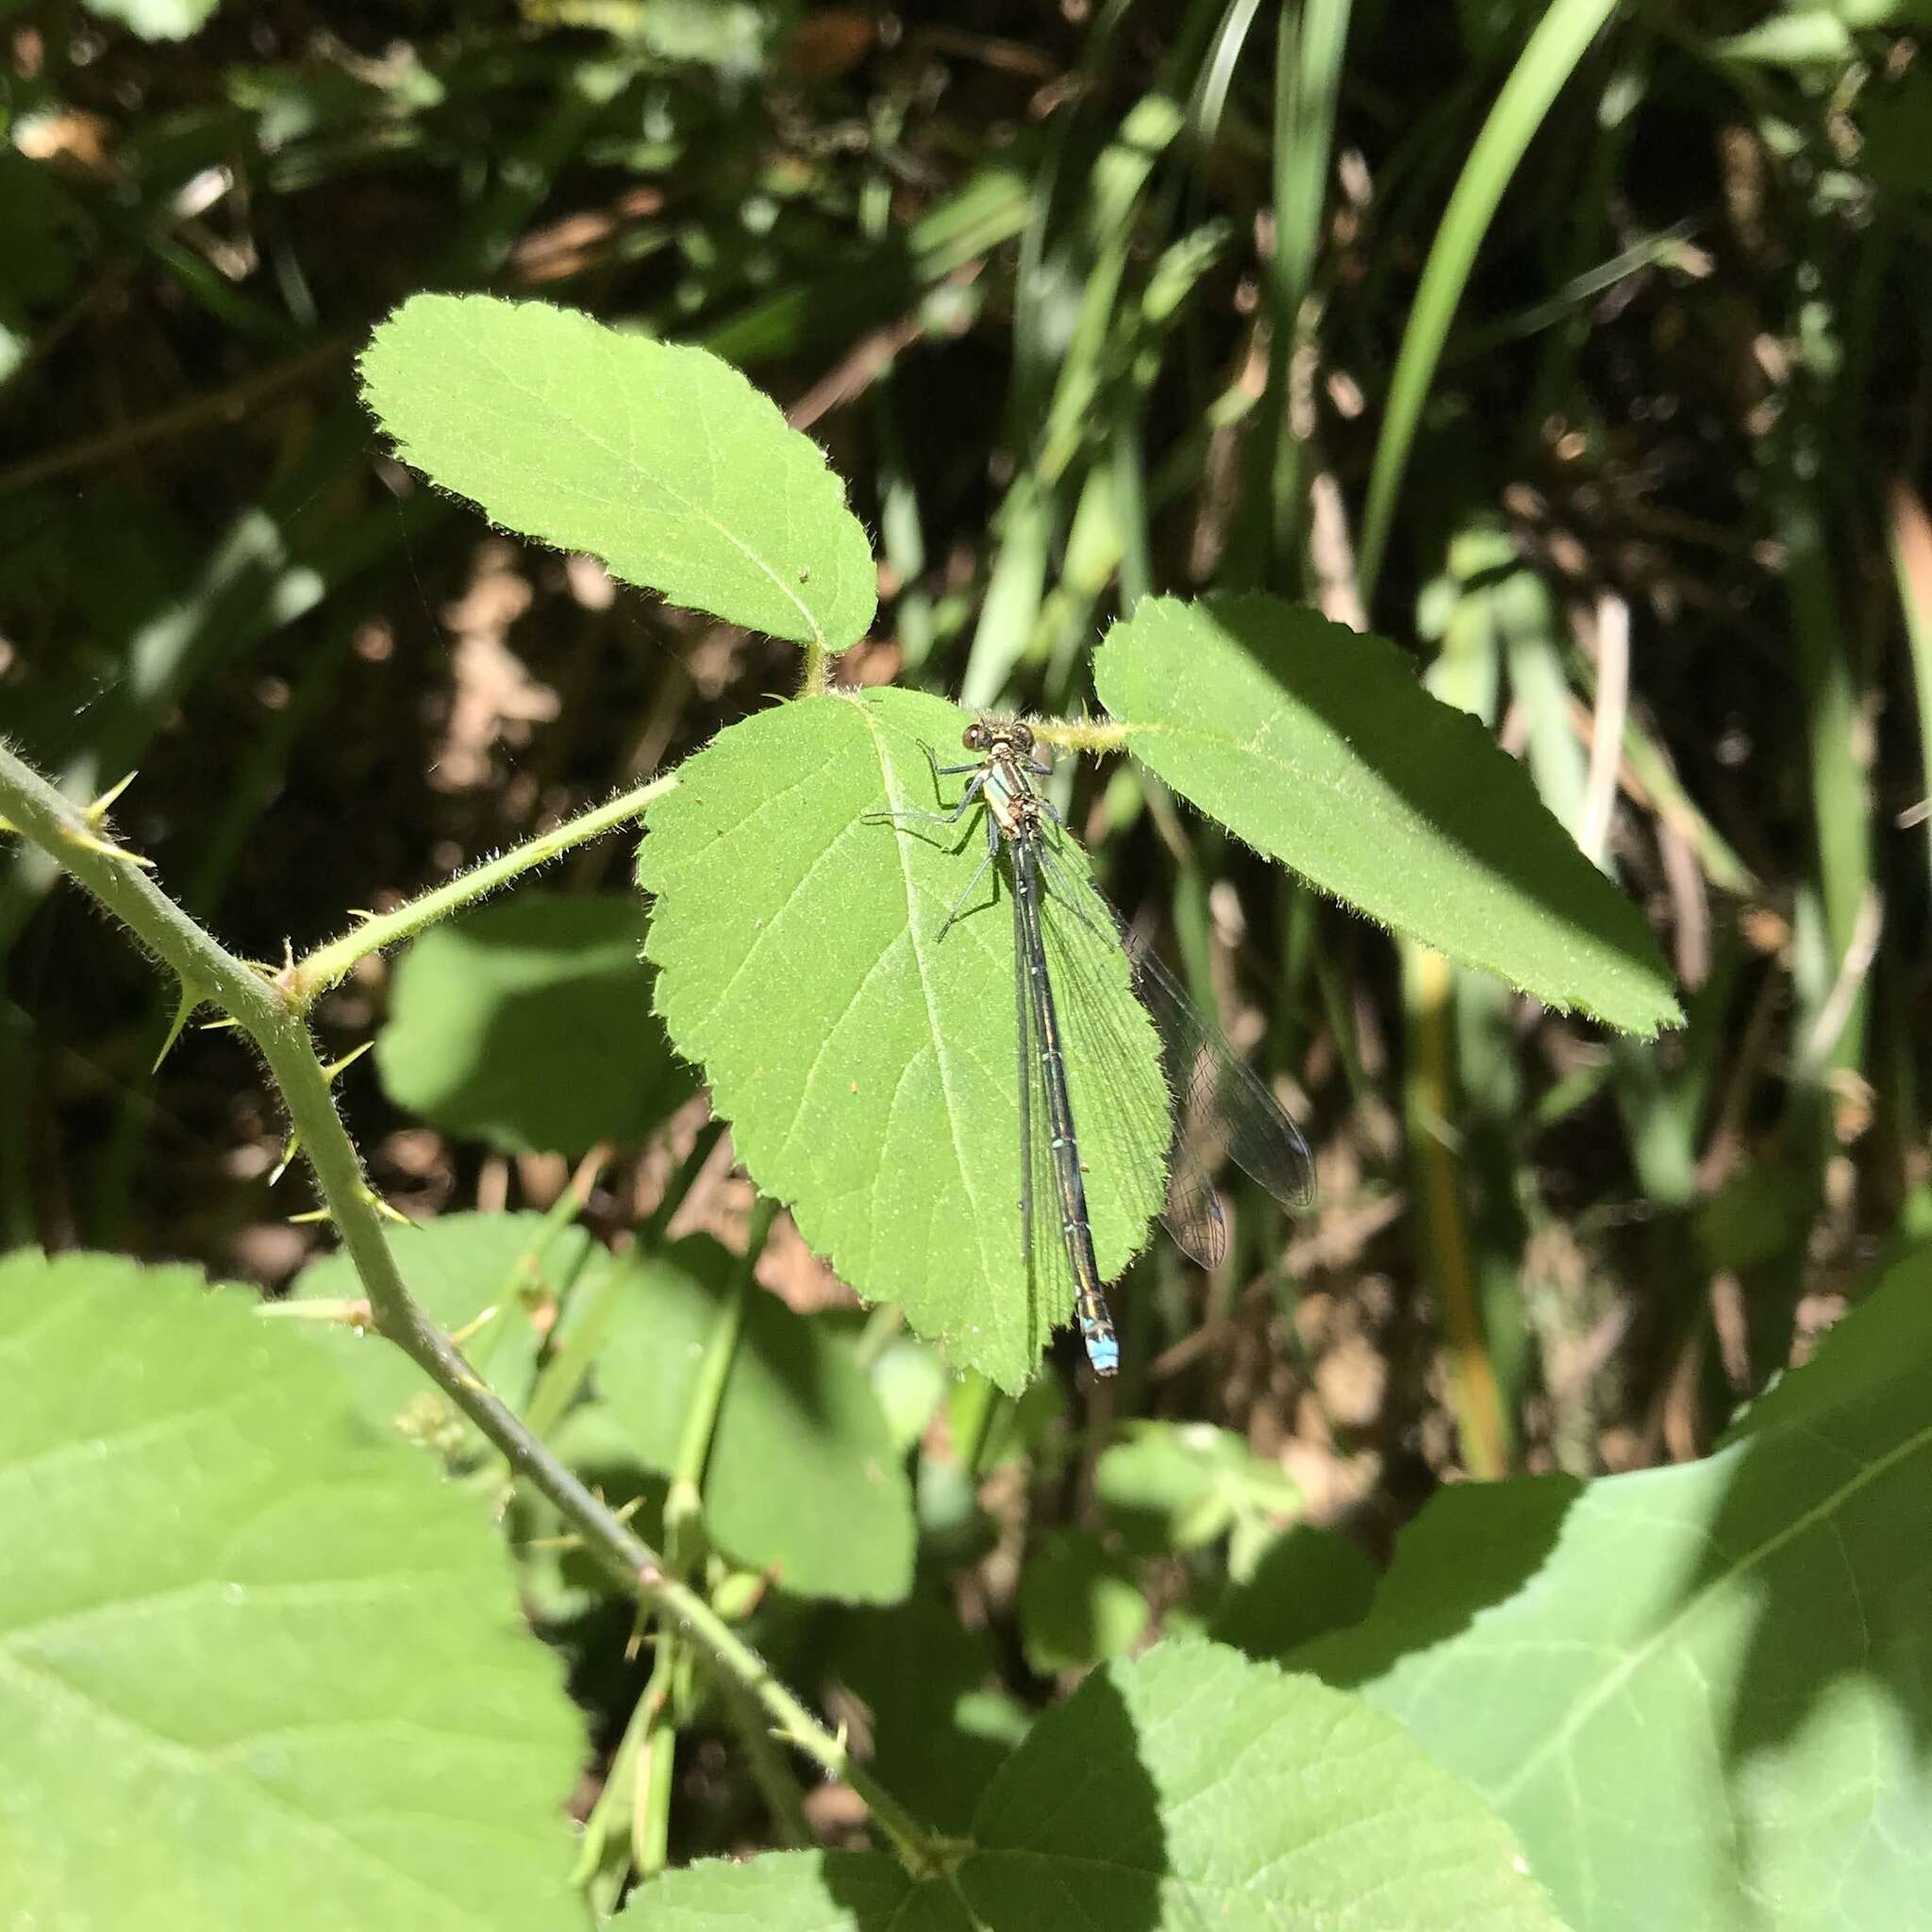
[5,0,1932,1911]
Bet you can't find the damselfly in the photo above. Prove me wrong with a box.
[872,717,1314,1375]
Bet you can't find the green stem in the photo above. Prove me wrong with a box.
[634,1655,679,1878]
[0,737,947,1880]
[1036,717,1129,758]
[523,1120,726,1445]
[668,1199,774,1513]
[574,1661,671,1904]
[595,1201,783,1887]
[285,773,678,1007]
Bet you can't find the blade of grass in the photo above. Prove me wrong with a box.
[1357,0,1619,605]
[1782,473,1872,1078]
[1227,0,1353,589]
[1405,941,1508,1477]
[1498,565,1596,862]
[1407,576,1514,1475]
[1890,479,1932,898]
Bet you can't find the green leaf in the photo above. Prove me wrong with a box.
[966,1641,1562,1925]
[593,1239,914,1604]
[359,293,875,648]
[622,0,771,71]
[1296,1247,1932,1930]
[1695,1159,1807,1272]
[1096,1420,1297,1555]
[291,1211,607,1435]
[375,891,697,1158]
[1096,594,1682,1036]
[0,1249,582,1929]
[867,1333,949,1455]
[1018,1528,1149,1674]
[1859,68,1932,196]
[0,156,85,320]
[1209,1523,1381,1659]
[638,689,1170,1389]
[824,1594,1024,1832]
[1711,12,1855,65]
[618,1641,1564,1928]
[614,1851,974,1930]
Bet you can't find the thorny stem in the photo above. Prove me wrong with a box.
[285,773,678,1008]
[0,736,950,1880]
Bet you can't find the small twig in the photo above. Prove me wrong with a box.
[286,774,677,1007]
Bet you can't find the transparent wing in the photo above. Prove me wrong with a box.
[1125,941,1317,1216]
[1033,837,1313,1268]
[1028,844,1190,1279]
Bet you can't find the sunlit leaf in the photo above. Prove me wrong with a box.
[617,1641,1565,1928]
[0,1249,582,1930]
[638,689,1169,1389]
[79,0,221,41]
[1095,1420,1297,1555]
[1297,1247,1932,1930]
[1096,594,1682,1035]
[360,293,875,648]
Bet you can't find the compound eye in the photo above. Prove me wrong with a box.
[962,721,986,750]
[1010,723,1034,752]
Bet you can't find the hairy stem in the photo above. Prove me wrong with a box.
[286,772,678,1007]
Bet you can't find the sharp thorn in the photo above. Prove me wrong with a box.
[62,826,154,867]
[447,1304,501,1347]
[151,981,203,1072]
[322,1040,375,1083]
[86,772,138,819]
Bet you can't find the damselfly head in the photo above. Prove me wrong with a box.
[963,717,1034,758]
